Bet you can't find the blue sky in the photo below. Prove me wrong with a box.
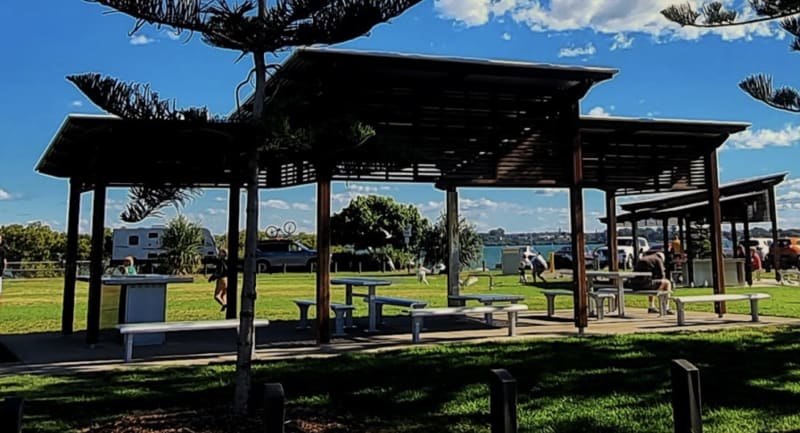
[2,0,800,236]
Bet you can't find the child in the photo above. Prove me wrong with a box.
[208,248,229,312]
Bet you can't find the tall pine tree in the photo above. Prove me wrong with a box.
[663,1,800,112]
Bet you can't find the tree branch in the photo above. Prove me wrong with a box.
[662,1,800,27]
[739,74,800,113]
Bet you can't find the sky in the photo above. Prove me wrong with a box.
[2,0,800,236]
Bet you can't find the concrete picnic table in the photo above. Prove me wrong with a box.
[585,270,651,318]
[448,293,525,325]
[331,277,392,332]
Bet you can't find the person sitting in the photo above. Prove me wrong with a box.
[114,256,137,275]
[629,251,673,314]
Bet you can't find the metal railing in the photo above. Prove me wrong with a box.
[3,261,91,279]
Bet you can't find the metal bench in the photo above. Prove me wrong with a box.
[541,289,616,320]
[407,304,529,343]
[671,293,771,326]
[367,296,428,326]
[595,288,672,315]
[448,294,525,324]
[293,299,356,336]
[116,319,270,363]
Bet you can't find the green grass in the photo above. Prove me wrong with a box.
[2,271,800,334]
[2,327,800,432]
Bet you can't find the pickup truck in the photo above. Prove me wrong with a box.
[593,236,650,269]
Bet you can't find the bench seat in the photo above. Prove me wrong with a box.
[541,290,616,320]
[365,296,427,326]
[116,319,270,363]
[407,304,528,343]
[672,293,771,326]
[293,299,356,336]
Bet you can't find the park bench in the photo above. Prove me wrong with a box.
[407,304,529,343]
[541,289,616,320]
[116,319,270,363]
[594,288,672,316]
[449,294,525,324]
[367,296,428,326]
[292,299,356,336]
[671,293,771,326]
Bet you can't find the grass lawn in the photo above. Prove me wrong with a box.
[2,271,800,334]
[1,326,799,432]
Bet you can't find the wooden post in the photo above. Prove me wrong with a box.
[489,369,517,433]
[263,383,285,433]
[663,218,670,272]
[86,182,106,345]
[606,191,619,271]
[743,214,752,286]
[1,396,24,433]
[730,222,738,256]
[226,181,241,319]
[61,178,81,335]
[631,213,639,267]
[685,219,694,286]
[671,359,702,433]
[316,178,332,344]
[565,101,588,332]
[705,149,726,314]
[768,186,780,279]
[446,186,461,306]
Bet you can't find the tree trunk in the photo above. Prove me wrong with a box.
[233,42,266,414]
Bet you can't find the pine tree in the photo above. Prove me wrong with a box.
[75,0,421,416]
[663,1,800,112]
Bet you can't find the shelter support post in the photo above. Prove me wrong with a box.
[226,181,241,319]
[316,178,332,344]
[631,213,639,267]
[685,219,694,286]
[743,215,752,286]
[730,222,738,256]
[605,192,618,271]
[446,187,461,306]
[768,187,780,279]
[705,149,726,314]
[662,218,670,271]
[678,217,685,255]
[86,182,106,345]
[61,179,81,335]
[565,101,588,332]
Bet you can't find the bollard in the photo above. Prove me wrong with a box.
[334,262,338,273]
[358,262,362,274]
[1,396,24,433]
[283,263,287,274]
[489,369,517,433]
[382,261,386,273]
[671,359,702,433]
[264,383,285,433]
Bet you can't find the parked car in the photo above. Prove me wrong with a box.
[765,237,800,271]
[255,239,317,273]
[553,245,594,269]
[738,238,772,261]
[593,236,650,269]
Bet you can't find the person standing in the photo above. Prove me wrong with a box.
[0,234,7,295]
[531,252,548,283]
[208,248,229,312]
[749,246,762,285]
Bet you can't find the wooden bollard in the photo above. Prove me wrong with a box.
[489,369,517,433]
[671,359,702,433]
[358,262,362,274]
[264,383,285,433]
[1,396,24,433]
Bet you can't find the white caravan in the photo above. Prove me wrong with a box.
[111,226,218,266]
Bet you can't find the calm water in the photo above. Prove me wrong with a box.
[478,244,603,269]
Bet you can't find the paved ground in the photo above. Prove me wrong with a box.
[2,306,797,376]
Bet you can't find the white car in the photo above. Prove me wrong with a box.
[594,236,650,269]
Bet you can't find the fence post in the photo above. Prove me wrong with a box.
[671,359,702,433]
[1,396,24,433]
[264,383,285,433]
[489,369,517,433]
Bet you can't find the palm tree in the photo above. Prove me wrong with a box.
[161,215,203,275]
[74,0,422,416]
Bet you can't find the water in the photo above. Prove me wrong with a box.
[478,244,604,269]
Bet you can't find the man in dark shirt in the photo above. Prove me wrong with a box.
[0,234,7,295]
[630,251,673,314]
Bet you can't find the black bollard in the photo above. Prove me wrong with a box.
[264,383,285,433]
[1,396,24,433]
[671,359,702,433]
[489,369,517,433]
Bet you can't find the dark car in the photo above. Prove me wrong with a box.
[255,239,317,273]
[553,245,594,270]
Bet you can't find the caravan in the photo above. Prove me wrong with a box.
[111,226,218,267]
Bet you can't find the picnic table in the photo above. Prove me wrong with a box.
[448,293,525,325]
[586,270,651,318]
[331,277,392,332]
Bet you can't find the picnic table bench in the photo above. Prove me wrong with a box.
[671,293,771,326]
[368,296,428,326]
[407,304,529,343]
[116,319,270,363]
[449,293,525,325]
[593,288,672,316]
[292,299,356,336]
[541,289,616,320]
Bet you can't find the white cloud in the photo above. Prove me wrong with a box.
[292,202,311,211]
[345,184,378,193]
[262,199,289,210]
[70,100,83,108]
[586,106,611,117]
[163,30,181,41]
[435,0,783,42]
[130,35,156,46]
[206,208,226,216]
[726,124,800,150]
[214,196,227,202]
[502,31,512,41]
[532,188,566,197]
[610,32,634,50]
[558,42,596,58]
[0,189,12,200]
